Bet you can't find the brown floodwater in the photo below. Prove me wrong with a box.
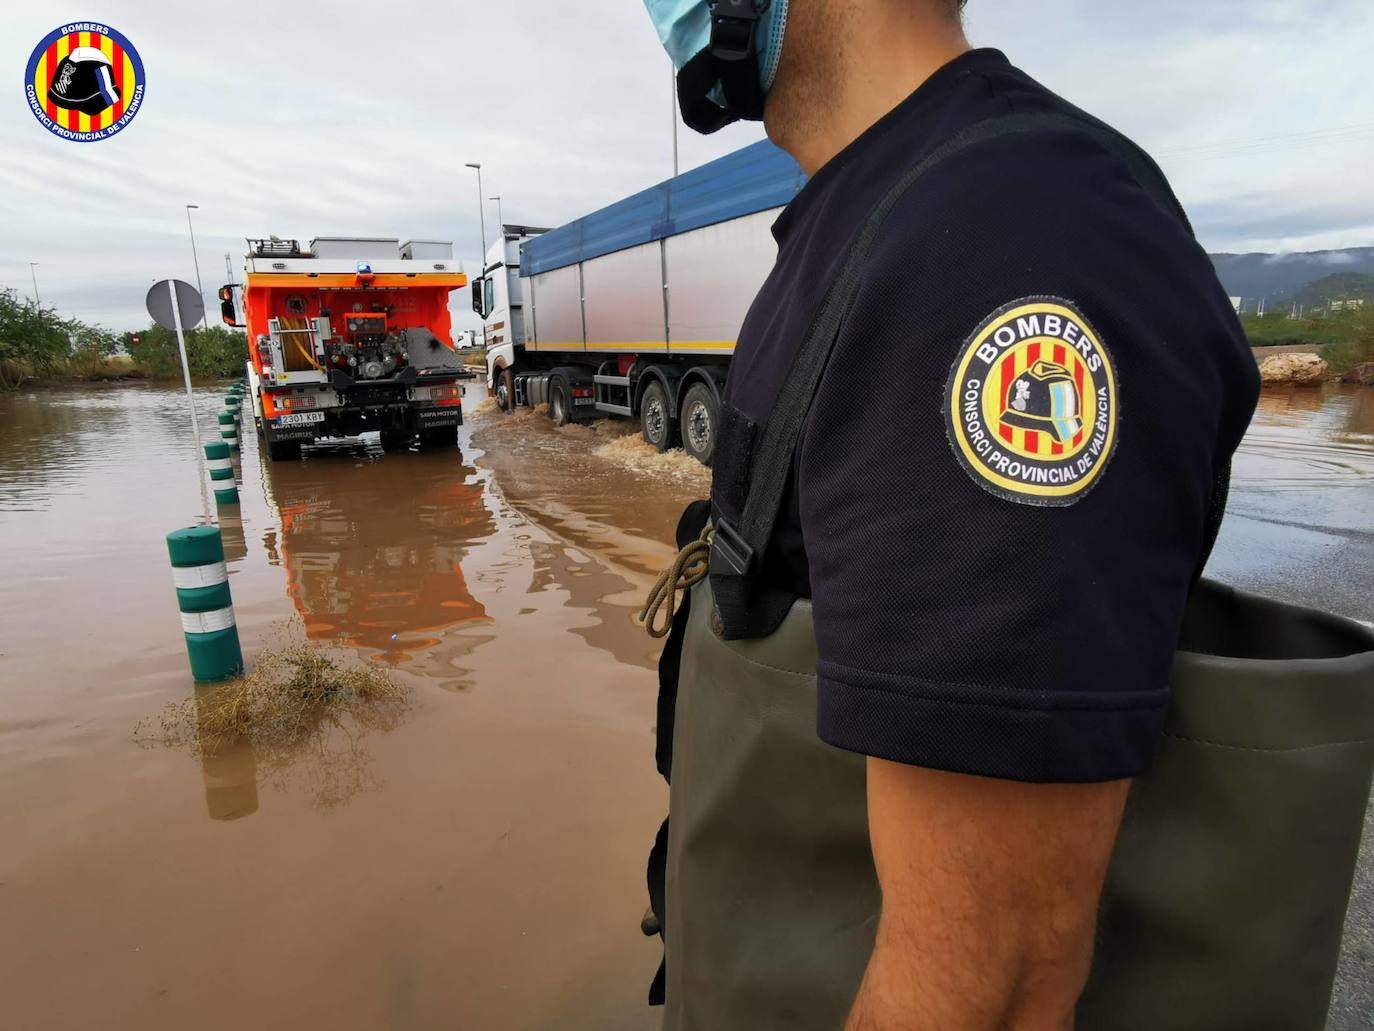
[0,381,1368,1030]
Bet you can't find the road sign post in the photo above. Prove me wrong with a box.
[147,278,210,521]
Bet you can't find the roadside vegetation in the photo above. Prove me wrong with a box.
[1241,308,1374,374]
[125,322,248,380]
[135,643,410,809]
[137,644,407,758]
[0,286,246,390]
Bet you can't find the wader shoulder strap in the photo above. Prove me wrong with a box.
[711,111,1214,616]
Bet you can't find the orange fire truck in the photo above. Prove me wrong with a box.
[222,236,470,462]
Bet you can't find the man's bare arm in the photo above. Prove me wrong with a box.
[846,760,1130,1031]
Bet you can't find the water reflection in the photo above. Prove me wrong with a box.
[260,446,498,666]
[218,508,249,564]
[195,709,260,823]
[1234,384,1374,491]
[0,385,222,513]
[1208,383,1374,621]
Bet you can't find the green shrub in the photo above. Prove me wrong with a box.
[0,287,246,388]
[125,323,247,380]
[0,287,120,388]
[1320,311,1374,374]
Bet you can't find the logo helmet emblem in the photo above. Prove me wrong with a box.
[1000,360,1083,444]
[48,46,119,116]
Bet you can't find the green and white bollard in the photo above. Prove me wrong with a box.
[218,411,239,451]
[167,525,244,682]
[205,441,235,483]
[210,440,240,504]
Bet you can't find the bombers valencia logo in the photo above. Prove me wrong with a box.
[24,23,145,142]
[944,297,1118,506]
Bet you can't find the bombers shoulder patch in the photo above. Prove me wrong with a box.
[944,297,1118,506]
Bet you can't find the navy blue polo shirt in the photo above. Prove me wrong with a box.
[717,48,1259,783]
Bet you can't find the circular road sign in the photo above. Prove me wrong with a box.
[146,279,205,331]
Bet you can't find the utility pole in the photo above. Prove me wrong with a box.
[465,162,487,266]
[28,262,41,307]
[185,204,205,327]
[671,62,680,177]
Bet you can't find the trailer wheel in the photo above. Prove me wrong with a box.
[266,439,301,462]
[549,379,572,427]
[495,368,514,412]
[640,381,677,452]
[680,383,718,466]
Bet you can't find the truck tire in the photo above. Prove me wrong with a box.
[679,382,718,466]
[266,439,301,462]
[420,425,459,449]
[380,427,410,451]
[495,368,514,413]
[640,381,677,452]
[549,378,572,427]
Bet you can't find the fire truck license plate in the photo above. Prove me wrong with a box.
[275,411,325,427]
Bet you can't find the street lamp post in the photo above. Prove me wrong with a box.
[489,195,504,237]
[465,162,487,266]
[28,262,41,307]
[185,204,205,327]
[671,62,679,177]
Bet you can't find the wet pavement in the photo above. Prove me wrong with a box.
[0,381,1369,1030]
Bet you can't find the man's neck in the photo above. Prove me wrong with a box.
[764,5,971,177]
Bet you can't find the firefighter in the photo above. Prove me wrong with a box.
[637,2,1374,1030]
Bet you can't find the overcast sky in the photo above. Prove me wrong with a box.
[2,1,1372,332]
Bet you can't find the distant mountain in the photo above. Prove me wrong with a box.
[1208,247,1374,306]
[1290,272,1374,309]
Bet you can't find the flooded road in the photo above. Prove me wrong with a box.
[0,384,700,1031]
[0,381,1369,1030]
[1209,384,1374,621]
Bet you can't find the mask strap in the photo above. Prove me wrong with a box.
[677,51,740,134]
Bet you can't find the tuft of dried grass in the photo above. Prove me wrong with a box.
[137,644,409,759]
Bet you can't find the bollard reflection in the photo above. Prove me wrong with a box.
[218,510,249,564]
[193,684,259,821]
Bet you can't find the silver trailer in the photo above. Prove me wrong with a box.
[473,141,805,465]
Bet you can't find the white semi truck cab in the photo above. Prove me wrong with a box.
[474,225,548,412]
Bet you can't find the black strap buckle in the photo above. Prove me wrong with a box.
[709,0,766,62]
[711,517,758,577]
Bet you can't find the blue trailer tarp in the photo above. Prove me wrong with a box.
[521,140,806,277]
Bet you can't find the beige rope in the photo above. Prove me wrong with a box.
[638,523,713,639]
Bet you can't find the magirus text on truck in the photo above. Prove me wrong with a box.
[472,142,805,466]
[222,236,471,461]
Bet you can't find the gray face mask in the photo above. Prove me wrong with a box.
[642,0,791,134]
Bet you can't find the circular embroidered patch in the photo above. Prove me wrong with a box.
[944,297,1118,506]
